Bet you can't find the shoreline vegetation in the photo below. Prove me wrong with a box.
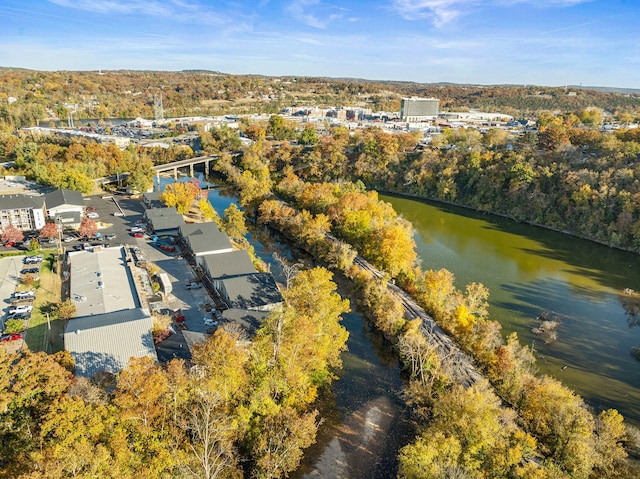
[215,144,637,477]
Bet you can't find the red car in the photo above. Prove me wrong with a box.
[1,333,23,342]
[159,244,175,252]
[174,310,186,323]
[86,206,96,212]
[132,232,144,238]
[4,241,14,247]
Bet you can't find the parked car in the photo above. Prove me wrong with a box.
[7,311,30,320]
[13,291,35,299]
[203,318,219,327]
[186,281,202,290]
[87,212,99,219]
[21,267,39,275]
[133,232,144,238]
[4,241,14,248]
[131,227,145,233]
[113,211,125,217]
[159,244,176,252]
[0,333,23,342]
[101,195,113,199]
[86,206,97,212]
[9,305,33,315]
[174,310,186,323]
[24,255,43,264]
[63,236,76,242]
[104,234,116,240]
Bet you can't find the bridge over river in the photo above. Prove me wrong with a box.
[94,155,221,186]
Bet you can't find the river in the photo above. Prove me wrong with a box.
[381,193,640,426]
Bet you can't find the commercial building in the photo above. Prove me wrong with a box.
[400,97,440,121]
[44,189,85,229]
[64,246,157,377]
[144,207,185,236]
[179,222,233,264]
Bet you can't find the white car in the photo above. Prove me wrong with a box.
[203,318,219,327]
[131,227,145,233]
[63,236,76,242]
[87,212,99,219]
[9,304,33,315]
[113,211,125,217]
[24,255,43,264]
[13,291,35,299]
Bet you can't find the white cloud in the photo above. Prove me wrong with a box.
[47,0,252,29]
[286,0,344,29]
[392,0,593,26]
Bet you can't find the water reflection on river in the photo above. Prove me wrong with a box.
[382,194,640,426]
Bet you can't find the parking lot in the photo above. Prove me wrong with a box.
[0,255,29,350]
[76,193,147,245]
[2,193,218,353]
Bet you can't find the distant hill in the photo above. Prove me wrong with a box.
[569,85,640,95]
[181,69,227,75]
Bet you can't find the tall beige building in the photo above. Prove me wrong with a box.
[400,97,440,121]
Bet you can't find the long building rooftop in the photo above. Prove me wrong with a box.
[68,246,139,317]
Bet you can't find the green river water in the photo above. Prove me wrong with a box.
[381,193,640,426]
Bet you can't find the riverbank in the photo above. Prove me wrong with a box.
[379,188,640,255]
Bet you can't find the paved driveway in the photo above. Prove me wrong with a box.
[134,233,214,334]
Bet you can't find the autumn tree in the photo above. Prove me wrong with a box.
[2,224,24,244]
[199,198,221,225]
[55,299,77,320]
[298,125,318,146]
[113,356,178,477]
[223,203,248,241]
[398,380,537,479]
[179,330,249,479]
[245,268,349,477]
[29,396,115,477]
[78,218,98,238]
[267,115,294,140]
[0,350,73,475]
[39,222,60,240]
[519,375,596,477]
[243,123,266,142]
[160,181,201,215]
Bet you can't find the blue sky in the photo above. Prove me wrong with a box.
[1,0,638,88]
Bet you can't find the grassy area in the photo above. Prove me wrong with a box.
[24,252,64,353]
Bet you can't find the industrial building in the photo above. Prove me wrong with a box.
[64,246,157,377]
[400,97,440,121]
